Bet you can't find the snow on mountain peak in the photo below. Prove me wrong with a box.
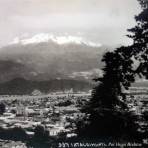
[10,33,102,47]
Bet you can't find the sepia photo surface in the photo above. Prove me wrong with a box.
[0,0,148,147]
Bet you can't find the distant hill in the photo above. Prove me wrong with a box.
[0,78,92,95]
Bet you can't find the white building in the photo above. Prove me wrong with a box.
[16,103,26,116]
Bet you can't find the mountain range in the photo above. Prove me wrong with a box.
[0,34,147,95]
[0,34,113,82]
[0,34,119,94]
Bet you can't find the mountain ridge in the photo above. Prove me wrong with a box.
[0,39,108,82]
[0,77,92,95]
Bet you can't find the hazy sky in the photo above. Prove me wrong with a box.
[0,0,141,47]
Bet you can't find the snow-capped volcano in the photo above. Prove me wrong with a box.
[10,33,102,47]
[0,33,109,82]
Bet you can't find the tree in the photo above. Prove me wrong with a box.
[127,0,148,79]
[77,50,140,141]
[0,102,6,115]
[10,127,28,141]
[27,125,55,148]
[33,125,49,142]
[77,0,148,142]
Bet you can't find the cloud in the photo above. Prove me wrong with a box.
[0,0,141,47]
[69,69,103,79]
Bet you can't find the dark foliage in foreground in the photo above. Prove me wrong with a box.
[0,127,29,141]
[0,126,57,148]
[76,0,148,144]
